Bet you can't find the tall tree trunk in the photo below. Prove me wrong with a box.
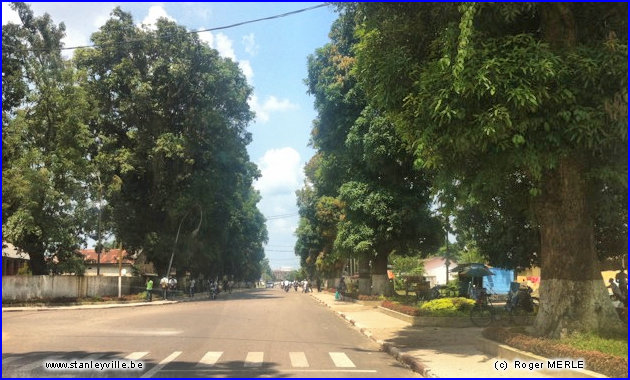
[534,4,621,338]
[358,258,371,295]
[371,252,393,296]
[533,156,621,338]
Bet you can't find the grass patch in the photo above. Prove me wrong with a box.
[484,327,628,377]
[559,331,627,358]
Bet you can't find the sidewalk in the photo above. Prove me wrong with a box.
[1,299,178,312]
[309,291,549,378]
[1,290,227,312]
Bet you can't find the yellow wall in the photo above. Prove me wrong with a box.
[518,267,623,296]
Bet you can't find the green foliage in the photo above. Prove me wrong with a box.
[2,4,266,280]
[559,331,628,359]
[298,12,443,285]
[349,2,627,333]
[73,8,265,280]
[391,255,424,277]
[2,3,94,274]
[419,297,475,316]
[16,262,32,276]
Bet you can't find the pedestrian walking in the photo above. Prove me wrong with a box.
[160,276,169,299]
[189,278,196,298]
[336,277,347,301]
[146,278,153,302]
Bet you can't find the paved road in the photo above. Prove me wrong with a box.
[2,288,419,378]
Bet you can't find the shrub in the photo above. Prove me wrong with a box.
[418,297,475,316]
[483,327,628,378]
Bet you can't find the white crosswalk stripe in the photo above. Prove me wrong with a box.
[196,351,223,367]
[289,352,309,368]
[6,350,366,377]
[329,352,356,368]
[140,351,181,378]
[243,351,264,367]
[125,352,149,361]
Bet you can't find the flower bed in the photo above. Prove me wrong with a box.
[483,327,628,378]
[381,300,420,316]
[357,294,381,301]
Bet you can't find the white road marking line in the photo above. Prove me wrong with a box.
[125,352,149,361]
[288,369,377,373]
[140,351,181,378]
[196,352,223,367]
[243,352,264,367]
[161,368,377,373]
[329,352,356,368]
[289,352,309,368]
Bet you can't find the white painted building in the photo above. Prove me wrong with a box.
[423,257,458,287]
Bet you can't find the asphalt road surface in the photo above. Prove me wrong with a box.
[2,288,419,378]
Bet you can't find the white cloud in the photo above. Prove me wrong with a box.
[2,3,21,25]
[242,33,258,56]
[248,95,298,123]
[93,14,109,29]
[140,5,176,30]
[254,148,303,196]
[198,30,214,47]
[61,26,90,59]
[198,30,253,83]
[268,217,297,236]
[214,32,236,60]
[239,60,254,83]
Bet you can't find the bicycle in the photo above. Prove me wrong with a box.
[469,287,496,327]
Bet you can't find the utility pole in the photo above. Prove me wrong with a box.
[118,243,123,298]
[96,173,103,276]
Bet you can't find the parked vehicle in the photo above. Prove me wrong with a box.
[505,282,539,324]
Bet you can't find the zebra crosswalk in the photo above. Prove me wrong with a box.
[2,350,371,377]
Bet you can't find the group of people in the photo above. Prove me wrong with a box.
[144,276,232,301]
[280,279,324,293]
[282,279,312,292]
[279,277,347,301]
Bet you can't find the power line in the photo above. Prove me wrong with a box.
[8,3,330,52]
[266,212,299,220]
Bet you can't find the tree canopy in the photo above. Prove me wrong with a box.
[297,9,442,295]
[2,3,268,281]
[348,2,627,336]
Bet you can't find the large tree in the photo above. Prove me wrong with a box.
[300,10,442,295]
[352,3,627,336]
[2,3,93,274]
[74,8,266,279]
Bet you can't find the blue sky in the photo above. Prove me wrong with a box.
[2,2,338,270]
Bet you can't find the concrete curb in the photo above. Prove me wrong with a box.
[310,294,435,377]
[476,337,608,378]
[1,300,179,312]
[2,288,252,312]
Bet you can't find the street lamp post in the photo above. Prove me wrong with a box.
[165,205,203,292]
